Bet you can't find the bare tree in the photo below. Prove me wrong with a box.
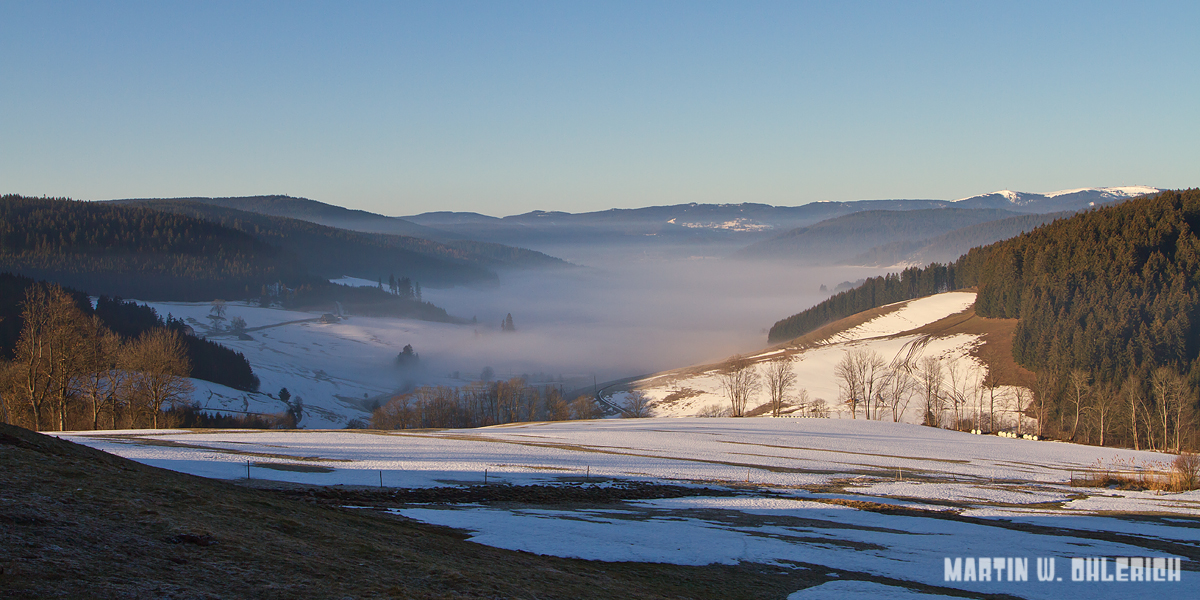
[372,394,413,429]
[1087,380,1121,446]
[835,348,885,419]
[497,378,525,424]
[13,284,86,431]
[1014,387,1030,436]
[879,362,915,423]
[1121,376,1145,450]
[794,388,811,415]
[121,329,194,429]
[1151,367,1186,452]
[915,356,944,427]
[544,387,570,421]
[207,300,227,330]
[1031,369,1059,438]
[622,390,652,418]
[944,360,967,429]
[985,377,1002,433]
[1066,369,1091,442]
[764,354,798,417]
[570,394,601,420]
[718,355,759,417]
[76,316,125,430]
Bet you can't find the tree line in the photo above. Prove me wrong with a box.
[371,379,601,430]
[0,194,310,301]
[0,196,461,323]
[0,283,194,431]
[120,199,500,287]
[1,272,258,392]
[767,255,989,343]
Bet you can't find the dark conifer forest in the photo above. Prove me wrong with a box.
[0,195,311,300]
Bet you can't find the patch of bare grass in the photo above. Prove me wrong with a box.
[1070,454,1200,492]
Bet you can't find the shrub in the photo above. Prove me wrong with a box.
[1172,452,1200,491]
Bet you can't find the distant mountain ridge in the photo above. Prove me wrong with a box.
[108,187,1160,262]
[735,187,1159,264]
[848,211,1073,268]
[953,186,1159,212]
[733,208,1022,263]
[108,197,571,274]
[126,195,454,240]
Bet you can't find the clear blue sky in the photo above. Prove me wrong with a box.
[2,1,1197,216]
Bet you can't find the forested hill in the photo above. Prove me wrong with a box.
[0,195,311,300]
[115,200,505,285]
[975,188,1200,383]
[115,196,572,270]
[131,195,449,239]
[0,197,464,322]
[770,188,1200,386]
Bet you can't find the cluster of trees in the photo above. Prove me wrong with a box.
[394,344,419,369]
[832,347,1021,430]
[711,353,824,418]
[386,274,421,301]
[292,283,457,322]
[1,273,258,392]
[1026,367,1195,452]
[827,344,1197,452]
[0,284,194,431]
[371,379,601,430]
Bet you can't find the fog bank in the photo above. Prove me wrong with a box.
[418,250,885,384]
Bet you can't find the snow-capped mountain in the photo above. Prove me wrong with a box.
[953,186,1160,212]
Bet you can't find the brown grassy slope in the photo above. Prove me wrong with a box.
[636,293,1031,395]
[901,305,1034,390]
[0,423,825,599]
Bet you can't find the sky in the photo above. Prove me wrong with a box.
[2,1,1198,217]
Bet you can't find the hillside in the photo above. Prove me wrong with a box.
[974,188,1200,382]
[124,194,453,239]
[764,189,1200,450]
[114,199,570,277]
[734,208,1019,263]
[0,195,313,301]
[848,211,1070,267]
[118,196,574,271]
[625,291,1034,427]
[0,423,811,599]
[117,199,500,286]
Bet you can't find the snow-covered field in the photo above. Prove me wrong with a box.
[60,419,1198,599]
[146,300,463,428]
[627,291,1024,424]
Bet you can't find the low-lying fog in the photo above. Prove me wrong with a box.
[414,244,885,387]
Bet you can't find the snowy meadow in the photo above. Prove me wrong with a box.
[60,418,1199,599]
